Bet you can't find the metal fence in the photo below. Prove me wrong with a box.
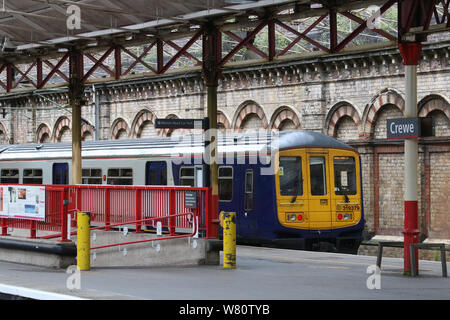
[0,184,214,242]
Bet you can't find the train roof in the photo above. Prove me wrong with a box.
[0,130,355,161]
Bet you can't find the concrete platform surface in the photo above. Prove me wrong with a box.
[0,245,448,300]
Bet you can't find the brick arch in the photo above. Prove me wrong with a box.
[362,89,405,139]
[53,116,71,142]
[270,107,301,130]
[81,120,94,141]
[418,94,450,119]
[131,109,156,138]
[0,121,9,144]
[217,111,231,130]
[111,118,130,139]
[159,114,179,137]
[325,102,361,137]
[36,123,51,143]
[233,101,269,132]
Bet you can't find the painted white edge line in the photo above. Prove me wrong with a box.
[0,283,88,300]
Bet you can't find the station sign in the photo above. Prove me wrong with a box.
[154,118,208,130]
[387,117,420,139]
[386,117,433,139]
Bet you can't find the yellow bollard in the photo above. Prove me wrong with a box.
[77,212,91,271]
[222,211,236,269]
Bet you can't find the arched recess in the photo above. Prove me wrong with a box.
[53,116,71,142]
[81,119,94,142]
[217,111,231,133]
[0,121,9,144]
[270,106,301,131]
[362,89,405,139]
[325,102,361,140]
[111,118,130,140]
[233,101,269,132]
[159,114,184,137]
[131,109,157,138]
[418,94,450,136]
[36,123,52,143]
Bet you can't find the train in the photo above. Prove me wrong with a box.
[0,130,364,253]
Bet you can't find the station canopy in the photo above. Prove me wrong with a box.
[0,0,398,58]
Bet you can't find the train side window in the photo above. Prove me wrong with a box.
[244,169,253,210]
[309,157,326,196]
[23,169,43,184]
[218,166,233,201]
[180,167,195,187]
[334,157,357,195]
[107,168,133,185]
[82,168,102,184]
[1,169,19,184]
[279,157,303,196]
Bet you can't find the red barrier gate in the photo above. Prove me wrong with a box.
[0,184,216,241]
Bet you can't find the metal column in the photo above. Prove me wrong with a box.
[69,49,84,185]
[202,23,221,238]
[398,42,422,275]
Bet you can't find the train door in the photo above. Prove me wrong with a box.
[306,152,332,231]
[275,150,308,230]
[329,150,362,230]
[146,161,167,185]
[53,163,69,184]
[238,167,257,237]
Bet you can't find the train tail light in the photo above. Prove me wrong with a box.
[337,213,343,220]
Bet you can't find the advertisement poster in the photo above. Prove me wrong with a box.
[0,186,46,221]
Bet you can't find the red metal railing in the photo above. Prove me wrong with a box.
[0,184,215,242]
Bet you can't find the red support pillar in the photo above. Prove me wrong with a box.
[114,46,121,80]
[398,42,422,275]
[268,19,275,61]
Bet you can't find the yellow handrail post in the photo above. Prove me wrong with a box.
[77,212,91,271]
[222,211,236,269]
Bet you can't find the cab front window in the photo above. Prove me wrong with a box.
[334,157,357,195]
[279,156,303,196]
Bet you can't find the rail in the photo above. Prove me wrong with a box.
[89,211,198,250]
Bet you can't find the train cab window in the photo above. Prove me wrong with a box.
[23,169,43,184]
[279,157,303,196]
[309,157,326,196]
[334,157,357,195]
[82,168,102,184]
[180,167,195,187]
[218,166,233,201]
[1,169,19,184]
[244,169,254,210]
[107,168,133,185]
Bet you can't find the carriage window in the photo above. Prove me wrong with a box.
[279,157,302,196]
[334,157,357,195]
[244,170,253,210]
[309,157,326,195]
[180,167,195,187]
[1,169,19,184]
[218,166,233,201]
[82,168,102,185]
[107,168,133,185]
[23,169,43,184]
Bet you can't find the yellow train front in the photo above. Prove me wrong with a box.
[217,130,364,254]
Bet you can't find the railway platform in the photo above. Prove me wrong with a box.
[0,245,448,301]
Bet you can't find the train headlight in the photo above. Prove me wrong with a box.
[289,214,296,221]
